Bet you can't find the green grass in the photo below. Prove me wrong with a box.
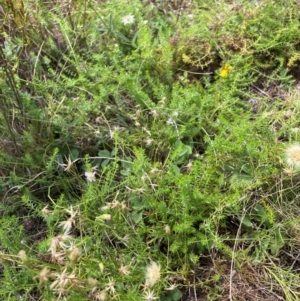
[1,0,300,300]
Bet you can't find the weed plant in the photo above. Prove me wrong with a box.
[1,0,300,300]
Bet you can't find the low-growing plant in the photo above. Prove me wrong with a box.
[2,0,300,300]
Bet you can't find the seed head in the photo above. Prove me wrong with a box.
[39,267,50,285]
[93,290,107,301]
[145,261,161,288]
[49,233,73,255]
[286,144,300,168]
[50,268,77,293]
[118,264,130,276]
[68,247,81,263]
[59,218,74,233]
[18,250,28,263]
[105,277,116,295]
[41,205,52,218]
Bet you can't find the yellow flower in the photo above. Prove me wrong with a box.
[220,64,232,78]
[99,262,104,272]
[182,53,191,64]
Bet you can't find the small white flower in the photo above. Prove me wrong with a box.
[65,205,78,219]
[105,277,116,295]
[50,268,77,292]
[58,206,78,233]
[56,156,79,172]
[143,290,158,300]
[49,233,73,255]
[118,264,130,276]
[144,137,154,146]
[165,283,178,291]
[58,218,74,233]
[166,117,174,125]
[41,205,52,218]
[85,171,96,182]
[122,14,135,25]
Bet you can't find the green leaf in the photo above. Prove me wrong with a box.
[121,158,132,169]
[159,296,171,301]
[274,227,285,248]
[111,147,118,156]
[98,149,111,158]
[168,289,182,301]
[70,148,79,160]
[171,164,180,175]
[131,211,143,224]
[132,203,145,211]
[114,31,132,44]
[238,216,253,228]
[109,14,114,31]
[120,169,131,176]
[270,227,285,255]
[101,159,110,168]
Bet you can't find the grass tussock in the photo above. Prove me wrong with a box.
[1,0,300,300]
